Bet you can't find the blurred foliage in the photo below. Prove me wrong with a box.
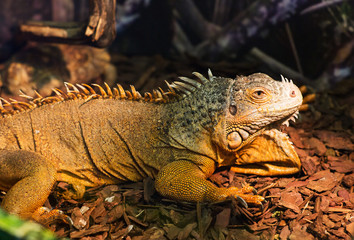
[0,208,59,240]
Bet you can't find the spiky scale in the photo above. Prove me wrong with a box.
[117,84,126,99]
[165,81,176,95]
[130,85,141,100]
[152,89,159,99]
[144,92,153,102]
[92,84,107,97]
[16,101,35,109]
[192,72,208,85]
[8,102,24,112]
[82,84,96,95]
[179,76,202,88]
[34,90,43,99]
[113,88,120,99]
[67,92,78,100]
[104,83,113,98]
[40,96,61,104]
[19,90,34,101]
[76,84,91,95]
[174,81,196,94]
[64,82,80,93]
[208,68,213,80]
[0,97,11,105]
[84,94,99,102]
[52,89,65,100]
[170,82,191,95]
[158,88,169,101]
[125,90,133,99]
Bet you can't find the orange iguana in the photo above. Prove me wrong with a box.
[0,70,302,222]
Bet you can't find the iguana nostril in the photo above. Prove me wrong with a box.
[290,90,296,97]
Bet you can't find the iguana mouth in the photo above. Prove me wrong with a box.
[266,109,299,131]
[226,110,299,151]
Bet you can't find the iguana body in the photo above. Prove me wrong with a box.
[0,71,302,221]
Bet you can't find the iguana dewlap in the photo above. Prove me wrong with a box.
[0,70,302,221]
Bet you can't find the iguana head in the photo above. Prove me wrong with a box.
[223,73,302,150]
[213,73,303,175]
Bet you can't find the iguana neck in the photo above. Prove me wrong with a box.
[159,77,232,160]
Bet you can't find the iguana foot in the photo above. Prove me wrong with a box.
[227,186,265,207]
[57,183,86,200]
[32,207,73,226]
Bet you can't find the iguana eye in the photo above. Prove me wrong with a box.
[229,104,237,115]
[249,88,270,103]
[252,90,266,99]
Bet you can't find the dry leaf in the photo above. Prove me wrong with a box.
[278,190,303,213]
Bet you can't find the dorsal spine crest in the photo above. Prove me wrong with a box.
[0,70,215,117]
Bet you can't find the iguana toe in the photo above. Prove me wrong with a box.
[32,207,73,226]
[226,186,265,207]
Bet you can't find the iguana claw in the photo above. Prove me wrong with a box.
[236,195,248,208]
[258,202,264,211]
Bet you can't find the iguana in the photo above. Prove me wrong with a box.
[0,70,302,222]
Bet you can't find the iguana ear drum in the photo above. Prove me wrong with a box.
[227,131,242,149]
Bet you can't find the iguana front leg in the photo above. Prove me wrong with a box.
[0,150,58,221]
[155,160,264,205]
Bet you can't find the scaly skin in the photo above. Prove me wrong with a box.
[0,71,302,221]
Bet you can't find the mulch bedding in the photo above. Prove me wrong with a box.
[1,57,354,239]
